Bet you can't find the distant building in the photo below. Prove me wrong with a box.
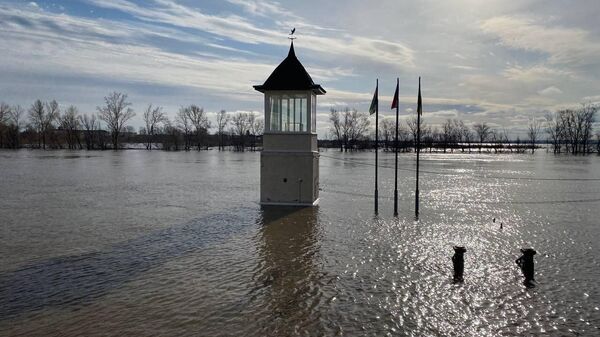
[254,42,325,206]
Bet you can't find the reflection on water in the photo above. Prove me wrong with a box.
[0,150,599,336]
[252,206,324,335]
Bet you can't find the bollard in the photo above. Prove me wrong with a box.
[452,246,467,282]
[515,248,537,286]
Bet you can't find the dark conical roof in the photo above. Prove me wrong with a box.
[254,42,325,94]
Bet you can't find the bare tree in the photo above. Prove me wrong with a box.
[339,108,369,151]
[97,92,134,150]
[380,117,394,151]
[0,102,9,148]
[329,108,343,151]
[45,100,61,148]
[143,104,166,150]
[185,105,210,150]
[545,112,562,154]
[554,105,597,154]
[29,100,45,149]
[441,119,459,153]
[7,105,24,148]
[580,104,597,154]
[247,112,257,151]
[161,117,182,151]
[473,122,491,153]
[231,112,251,151]
[176,107,192,151]
[79,114,98,150]
[0,102,8,124]
[406,115,426,152]
[460,122,473,152]
[501,128,511,152]
[216,109,230,150]
[60,105,81,149]
[251,116,264,150]
[28,99,58,149]
[527,118,542,153]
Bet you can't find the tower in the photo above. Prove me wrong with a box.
[254,42,325,206]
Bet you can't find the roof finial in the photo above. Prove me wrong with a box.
[288,27,296,41]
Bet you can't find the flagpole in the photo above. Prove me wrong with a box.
[415,77,421,218]
[375,78,379,215]
[394,78,399,216]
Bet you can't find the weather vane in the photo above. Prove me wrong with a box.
[288,27,296,40]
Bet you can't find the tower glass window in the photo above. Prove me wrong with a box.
[268,94,309,132]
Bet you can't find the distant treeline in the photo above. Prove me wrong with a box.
[324,105,600,154]
[1,93,598,154]
[0,92,264,151]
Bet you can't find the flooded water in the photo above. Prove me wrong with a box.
[1,149,599,336]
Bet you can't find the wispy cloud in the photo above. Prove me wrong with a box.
[1,0,599,136]
[538,86,563,96]
[86,0,414,68]
[481,15,600,65]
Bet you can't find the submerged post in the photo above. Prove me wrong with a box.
[516,248,537,286]
[452,246,466,282]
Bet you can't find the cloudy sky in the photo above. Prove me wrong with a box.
[1,0,599,137]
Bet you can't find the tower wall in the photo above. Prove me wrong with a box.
[260,134,319,206]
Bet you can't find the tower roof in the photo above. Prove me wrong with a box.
[254,42,325,95]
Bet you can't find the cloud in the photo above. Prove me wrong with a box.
[502,65,572,82]
[481,15,600,65]
[450,65,479,71]
[227,0,294,19]
[2,1,600,137]
[538,86,563,96]
[86,0,414,68]
[582,95,600,104]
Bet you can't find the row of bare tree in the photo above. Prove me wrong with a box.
[0,92,265,151]
[327,104,598,154]
[0,102,23,149]
[140,107,264,151]
[0,93,133,150]
[545,104,598,154]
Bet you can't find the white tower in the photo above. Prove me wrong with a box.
[254,42,325,206]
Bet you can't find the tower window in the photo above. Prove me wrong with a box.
[268,94,309,132]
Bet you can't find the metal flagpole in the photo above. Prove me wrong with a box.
[415,77,421,218]
[394,78,399,216]
[375,79,379,214]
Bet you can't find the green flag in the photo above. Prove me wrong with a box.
[369,83,378,115]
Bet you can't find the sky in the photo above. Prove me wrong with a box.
[1,0,599,138]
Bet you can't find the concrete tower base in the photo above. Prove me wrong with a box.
[260,142,319,206]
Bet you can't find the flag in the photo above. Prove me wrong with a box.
[391,80,399,109]
[417,77,422,116]
[369,83,378,115]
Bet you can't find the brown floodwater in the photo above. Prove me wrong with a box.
[1,149,599,336]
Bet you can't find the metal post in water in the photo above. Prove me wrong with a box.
[374,79,379,214]
[394,78,399,217]
[415,77,422,218]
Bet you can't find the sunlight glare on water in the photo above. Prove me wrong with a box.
[0,150,599,336]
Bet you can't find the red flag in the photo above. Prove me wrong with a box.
[391,79,399,109]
